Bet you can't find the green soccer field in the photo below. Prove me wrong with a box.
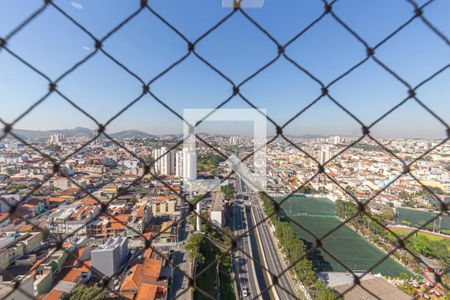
[278,196,411,276]
[280,196,336,216]
[396,207,450,231]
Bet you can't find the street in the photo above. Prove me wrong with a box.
[236,175,300,300]
[250,200,300,300]
[169,205,192,300]
[231,199,270,300]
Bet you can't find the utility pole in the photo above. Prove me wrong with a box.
[289,197,292,215]
[196,202,201,232]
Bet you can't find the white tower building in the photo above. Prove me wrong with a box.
[152,147,176,175]
[333,136,341,145]
[319,145,331,165]
[175,151,183,177]
[48,133,65,145]
[182,147,197,181]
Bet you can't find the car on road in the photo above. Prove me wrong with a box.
[242,287,249,297]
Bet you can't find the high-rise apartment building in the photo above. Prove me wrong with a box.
[153,147,197,179]
[318,145,331,165]
[182,147,197,181]
[152,147,176,175]
[229,136,240,145]
[333,136,341,145]
[48,133,65,145]
[175,151,183,177]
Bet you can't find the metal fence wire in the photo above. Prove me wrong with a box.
[0,0,449,299]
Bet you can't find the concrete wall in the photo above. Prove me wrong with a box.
[34,271,53,295]
[0,275,34,300]
[0,243,25,271]
[23,232,43,252]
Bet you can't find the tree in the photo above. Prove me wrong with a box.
[398,284,417,297]
[221,185,235,201]
[6,183,27,191]
[401,220,412,227]
[399,272,411,281]
[197,153,225,175]
[372,235,380,244]
[185,233,204,260]
[423,185,445,195]
[430,240,450,268]
[315,280,341,299]
[188,214,196,227]
[192,194,206,205]
[189,211,208,230]
[129,197,138,206]
[67,284,106,300]
[297,185,312,194]
[399,192,412,200]
[412,235,433,257]
[380,209,395,222]
[220,226,234,250]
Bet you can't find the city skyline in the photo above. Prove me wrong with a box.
[1,0,449,138]
[7,124,449,140]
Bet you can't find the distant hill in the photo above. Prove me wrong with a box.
[298,134,324,139]
[109,130,156,139]
[8,128,326,142]
[10,127,156,142]
[280,134,325,139]
[12,127,94,142]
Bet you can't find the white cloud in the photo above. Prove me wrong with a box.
[70,1,84,10]
[82,46,91,51]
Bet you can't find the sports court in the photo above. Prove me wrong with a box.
[396,207,450,231]
[279,196,411,276]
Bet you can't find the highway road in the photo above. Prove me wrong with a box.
[233,178,271,300]
[232,176,301,300]
[232,201,272,300]
[250,196,300,300]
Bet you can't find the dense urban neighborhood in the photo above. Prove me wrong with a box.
[0,130,449,300]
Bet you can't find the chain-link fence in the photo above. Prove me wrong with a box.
[0,0,449,299]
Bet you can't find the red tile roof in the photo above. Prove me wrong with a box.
[43,289,65,300]
[120,258,162,291]
[136,283,158,300]
[61,268,82,283]
[136,205,146,218]
[47,197,67,203]
[81,197,98,205]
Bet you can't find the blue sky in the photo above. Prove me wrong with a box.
[0,0,449,138]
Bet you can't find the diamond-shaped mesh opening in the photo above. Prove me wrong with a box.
[0,1,449,300]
